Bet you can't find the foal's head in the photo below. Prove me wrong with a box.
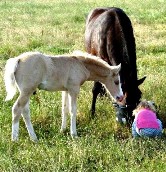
[105,64,124,103]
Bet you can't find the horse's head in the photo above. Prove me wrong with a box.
[114,76,146,126]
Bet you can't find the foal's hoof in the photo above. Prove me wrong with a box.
[30,136,38,143]
[31,138,38,143]
[71,134,78,139]
[60,128,68,134]
[11,138,18,142]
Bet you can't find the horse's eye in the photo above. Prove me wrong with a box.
[114,80,119,85]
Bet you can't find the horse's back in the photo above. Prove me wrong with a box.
[85,7,137,91]
[85,7,144,121]
[85,7,136,66]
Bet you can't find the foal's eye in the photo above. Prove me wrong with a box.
[114,80,119,85]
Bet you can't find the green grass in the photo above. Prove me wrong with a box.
[0,0,166,171]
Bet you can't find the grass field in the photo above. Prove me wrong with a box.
[0,0,166,171]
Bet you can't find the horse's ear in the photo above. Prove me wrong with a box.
[137,76,146,86]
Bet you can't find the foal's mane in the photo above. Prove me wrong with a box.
[72,51,111,69]
[15,51,112,72]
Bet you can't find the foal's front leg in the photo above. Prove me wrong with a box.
[68,91,78,138]
[61,91,69,133]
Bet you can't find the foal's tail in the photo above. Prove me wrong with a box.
[4,58,19,101]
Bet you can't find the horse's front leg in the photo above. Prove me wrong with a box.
[68,91,78,138]
[61,91,69,133]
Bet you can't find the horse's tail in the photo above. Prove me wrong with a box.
[4,57,20,101]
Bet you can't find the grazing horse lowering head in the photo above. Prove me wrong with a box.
[85,7,146,125]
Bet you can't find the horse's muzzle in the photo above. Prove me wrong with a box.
[113,102,134,126]
[113,103,127,124]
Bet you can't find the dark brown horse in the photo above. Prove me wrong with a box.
[85,7,146,125]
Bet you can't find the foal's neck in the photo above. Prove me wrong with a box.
[83,62,110,82]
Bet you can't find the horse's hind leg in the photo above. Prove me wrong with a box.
[12,93,30,141]
[22,100,38,142]
[91,81,105,118]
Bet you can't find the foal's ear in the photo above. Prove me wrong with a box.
[137,76,146,86]
[110,63,121,75]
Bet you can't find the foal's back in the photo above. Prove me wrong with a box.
[15,52,47,91]
[14,52,90,92]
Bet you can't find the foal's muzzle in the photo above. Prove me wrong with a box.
[116,96,124,102]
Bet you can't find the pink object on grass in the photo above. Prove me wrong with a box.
[136,109,159,129]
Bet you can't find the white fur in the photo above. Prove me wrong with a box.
[4,51,123,141]
[4,58,19,101]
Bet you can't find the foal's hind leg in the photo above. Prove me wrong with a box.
[22,100,38,142]
[12,94,30,141]
[61,91,69,133]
